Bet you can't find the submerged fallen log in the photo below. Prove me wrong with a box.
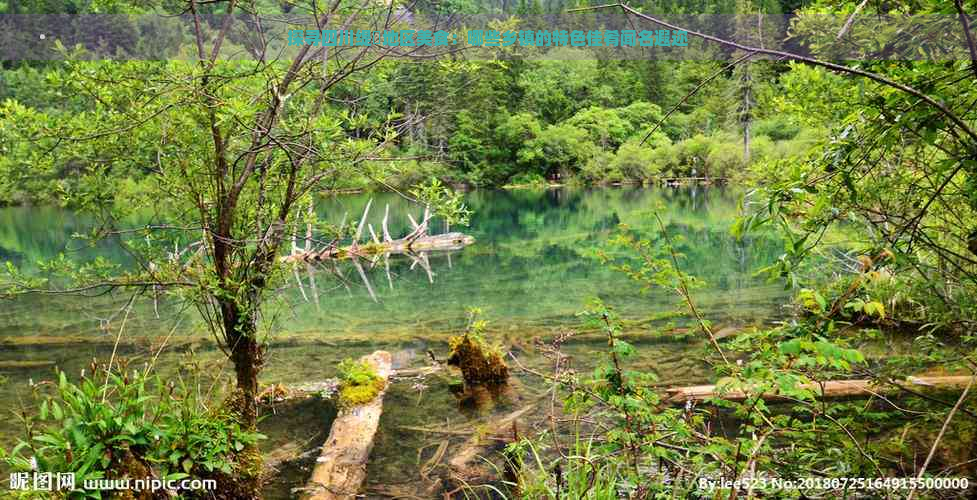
[0,360,56,369]
[666,375,976,404]
[448,401,538,482]
[300,351,392,500]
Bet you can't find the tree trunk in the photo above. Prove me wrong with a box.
[666,375,976,404]
[742,64,752,164]
[230,326,262,427]
[221,300,265,498]
[743,116,751,164]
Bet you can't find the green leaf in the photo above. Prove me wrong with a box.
[779,339,802,356]
[864,301,885,318]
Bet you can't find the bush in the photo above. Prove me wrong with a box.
[754,115,802,141]
[506,171,548,187]
[705,141,746,178]
[495,112,543,151]
[522,123,597,178]
[609,142,663,181]
[648,141,680,176]
[565,106,632,149]
[618,101,664,132]
[579,151,620,184]
[666,134,715,176]
[385,159,451,187]
[446,309,508,386]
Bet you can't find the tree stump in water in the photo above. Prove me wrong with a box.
[447,334,509,386]
[300,351,392,500]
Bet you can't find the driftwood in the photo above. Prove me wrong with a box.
[666,375,976,404]
[284,201,474,264]
[283,201,474,303]
[300,351,393,500]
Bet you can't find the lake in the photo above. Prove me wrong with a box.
[0,186,789,496]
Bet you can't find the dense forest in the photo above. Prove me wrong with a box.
[1,0,977,498]
[1,0,827,203]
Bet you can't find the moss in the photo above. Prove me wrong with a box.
[336,359,386,409]
[338,380,385,408]
[359,241,387,255]
[447,333,509,386]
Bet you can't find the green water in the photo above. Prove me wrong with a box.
[0,186,790,496]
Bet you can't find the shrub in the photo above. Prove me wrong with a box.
[506,171,548,187]
[705,141,745,178]
[522,124,597,178]
[754,115,802,141]
[618,101,664,132]
[385,159,451,187]
[447,334,510,386]
[565,106,632,149]
[495,112,543,151]
[648,141,680,176]
[609,142,663,181]
[579,151,620,184]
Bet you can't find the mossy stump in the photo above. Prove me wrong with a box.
[446,334,509,386]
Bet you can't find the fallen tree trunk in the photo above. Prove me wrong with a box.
[285,231,474,263]
[300,351,392,500]
[448,401,538,483]
[283,201,474,264]
[666,375,976,404]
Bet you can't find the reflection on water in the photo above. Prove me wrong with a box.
[0,186,789,493]
[293,185,786,334]
[0,186,785,339]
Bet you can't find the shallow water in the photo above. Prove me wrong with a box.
[0,186,790,496]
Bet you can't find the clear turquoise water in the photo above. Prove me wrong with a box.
[0,186,788,495]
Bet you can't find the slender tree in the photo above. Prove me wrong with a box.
[1,0,468,492]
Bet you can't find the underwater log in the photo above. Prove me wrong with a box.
[448,402,537,483]
[666,375,976,404]
[300,350,392,500]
